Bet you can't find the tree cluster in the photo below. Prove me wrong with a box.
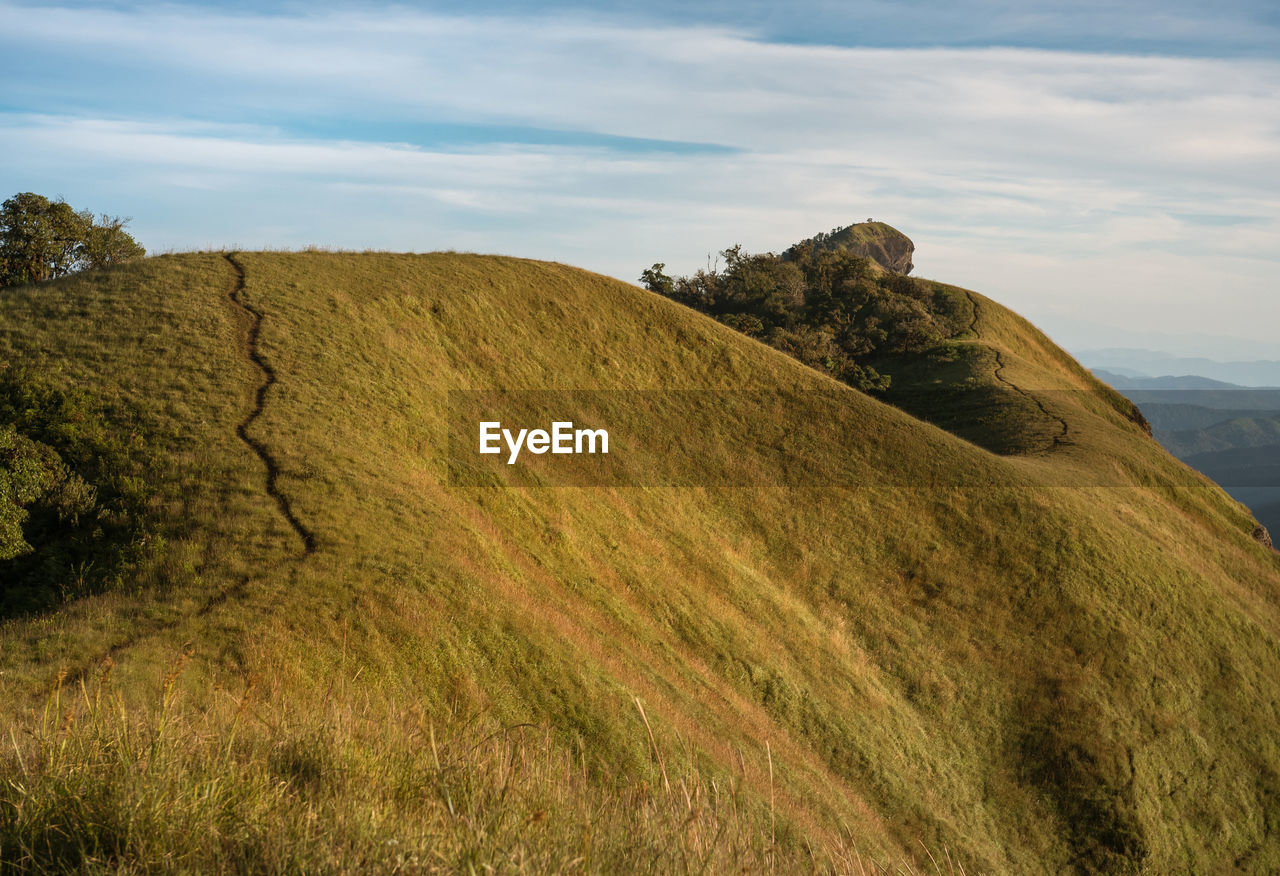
[641,242,955,391]
[0,367,152,617]
[0,192,145,288]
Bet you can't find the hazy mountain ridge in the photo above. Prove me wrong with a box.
[1084,351,1280,388]
[1163,415,1280,457]
[1089,369,1280,540]
[1091,369,1259,392]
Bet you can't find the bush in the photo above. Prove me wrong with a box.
[641,242,958,392]
[0,369,152,615]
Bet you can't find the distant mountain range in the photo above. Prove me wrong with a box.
[1092,368,1280,534]
[1081,348,1280,387]
[1092,370,1259,391]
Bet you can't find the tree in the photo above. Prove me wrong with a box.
[640,237,960,393]
[639,263,675,297]
[0,193,144,288]
[0,193,85,286]
[79,213,146,270]
[0,425,95,561]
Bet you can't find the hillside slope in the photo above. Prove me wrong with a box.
[1,252,1278,872]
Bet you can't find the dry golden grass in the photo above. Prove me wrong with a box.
[0,251,1276,872]
[2,662,972,874]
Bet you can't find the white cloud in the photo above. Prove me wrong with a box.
[0,2,1277,351]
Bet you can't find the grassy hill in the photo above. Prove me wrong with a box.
[1,251,1278,873]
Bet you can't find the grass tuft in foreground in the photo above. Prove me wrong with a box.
[1,659,959,874]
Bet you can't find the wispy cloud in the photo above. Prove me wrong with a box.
[0,2,1277,352]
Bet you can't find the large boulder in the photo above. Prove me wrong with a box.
[1253,525,1274,550]
[786,220,915,274]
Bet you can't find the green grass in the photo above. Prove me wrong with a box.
[0,251,1277,872]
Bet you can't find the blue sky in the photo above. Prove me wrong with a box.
[2,0,1279,359]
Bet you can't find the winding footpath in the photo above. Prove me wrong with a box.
[224,253,316,556]
[64,256,317,685]
[963,289,1071,452]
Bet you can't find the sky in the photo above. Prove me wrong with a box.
[2,0,1278,360]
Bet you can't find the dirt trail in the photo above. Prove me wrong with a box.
[63,256,315,686]
[225,253,316,555]
[964,289,1070,451]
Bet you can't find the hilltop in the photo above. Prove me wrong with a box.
[641,226,1147,453]
[786,221,916,274]
[1,250,1278,873]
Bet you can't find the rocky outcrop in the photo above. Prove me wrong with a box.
[785,221,915,274]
